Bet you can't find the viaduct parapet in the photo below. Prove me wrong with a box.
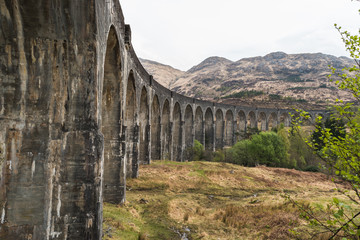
[0,0,326,239]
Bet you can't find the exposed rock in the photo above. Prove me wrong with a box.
[139,58,184,88]
[140,198,149,204]
[142,53,355,106]
[187,56,233,73]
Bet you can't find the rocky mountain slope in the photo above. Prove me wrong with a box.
[141,52,355,108]
[139,58,184,88]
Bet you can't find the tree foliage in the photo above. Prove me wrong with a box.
[192,139,204,161]
[227,131,289,167]
[287,127,321,171]
[311,117,346,151]
[290,11,360,238]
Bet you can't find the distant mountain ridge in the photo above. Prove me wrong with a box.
[140,52,355,107]
[187,56,233,73]
[139,58,184,88]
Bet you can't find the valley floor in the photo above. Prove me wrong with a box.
[103,161,352,240]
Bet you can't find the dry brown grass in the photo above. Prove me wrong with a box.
[105,161,353,240]
[183,212,190,222]
[215,203,301,239]
[196,206,205,216]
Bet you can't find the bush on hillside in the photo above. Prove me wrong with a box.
[227,132,288,168]
[287,129,321,170]
[304,165,320,172]
[269,94,282,100]
[192,140,204,161]
[212,150,225,162]
[221,90,264,99]
[226,139,252,165]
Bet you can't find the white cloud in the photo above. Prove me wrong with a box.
[120,0,359,70]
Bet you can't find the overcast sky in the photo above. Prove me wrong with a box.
[120,0,359,71]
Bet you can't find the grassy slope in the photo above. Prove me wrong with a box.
[103,161,352,240]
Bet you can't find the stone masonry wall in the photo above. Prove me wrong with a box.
[0,0,326,239]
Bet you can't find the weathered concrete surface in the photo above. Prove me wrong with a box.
[0,0,101,239]
[0,0,327,239]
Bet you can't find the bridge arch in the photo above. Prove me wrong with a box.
[301,113,313,126]
[161,99,171,159]
[268,112,278,130]
[204,108,214,151]
[125,71,138,178]
[225,110,234,146]
[257,112,267,131]
[280,112,290,127]
[0,1,330,239]
[139,86,150,165]
[151,95,161,160]
[215,109,224,149]
[237,110,247,140]
[101,25,124,204]
[194,106,204,145]
[248,111,257,129]
[172,102,182,161]
[184,105,194,161]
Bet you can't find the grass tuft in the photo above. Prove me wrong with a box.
[215,203,300,239]
[138,232,148,240]
[183,212,190,222]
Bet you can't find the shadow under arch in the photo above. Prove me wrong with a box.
[172,102,182,161]
[125,71,138,178]
[184,104,194,161]
[139,86,150,165]
[237,110,246,140]
[215,109,224,149]
[161,99,171,160]
[268,112,278,130]
[257,112,267,131]
[247,111,256,129]
[194,106,204,145]
[224,110,234,146]
[280,112,290,127]
[101,26,125,204]
[204,108,214,151]
[151,95,161,160]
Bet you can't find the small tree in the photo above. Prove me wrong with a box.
[249,132,288,167]
[228,131,288,167]
[227,139,252,165]
[290,8,360,238]
[311,117,346,151]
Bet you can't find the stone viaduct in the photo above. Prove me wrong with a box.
[0,0,325,239]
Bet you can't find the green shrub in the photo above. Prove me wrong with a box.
[212,150,225,162]
[269,94,282,100]
[281,127,321,170]
[304,165,320,172]
[227,140,252,165]
[227,132,288,167]
[221,90,264,99]
[311,117,345,151]
[284,75,304,82]
[192,140,204,161]
[249,132,288,167]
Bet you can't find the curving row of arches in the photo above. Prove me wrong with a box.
[0,2,330,239]
[100,26,321,204]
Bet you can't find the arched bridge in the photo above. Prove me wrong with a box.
[0,0,326,239]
